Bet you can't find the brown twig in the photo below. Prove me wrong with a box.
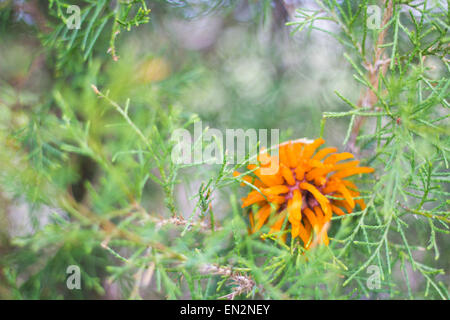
[199,264,256,300]
[155,216,212,231]
[132,202,221,232]
[59,194,187,261]
[347,0,394,154]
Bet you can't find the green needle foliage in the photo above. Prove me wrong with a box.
[44,0,151,72]
[0,0,448,300]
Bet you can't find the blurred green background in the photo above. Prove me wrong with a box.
[0,0,448,299]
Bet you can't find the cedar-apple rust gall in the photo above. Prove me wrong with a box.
[235,138,374,248]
